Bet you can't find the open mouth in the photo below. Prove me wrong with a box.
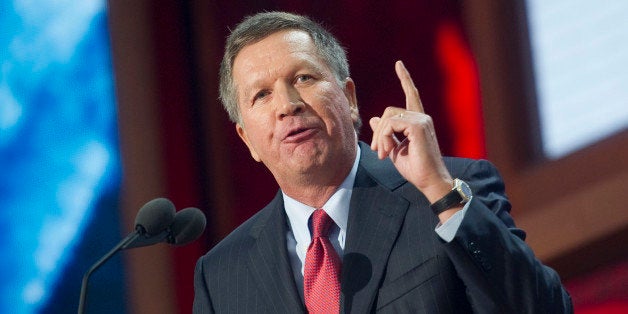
[288,127,309,137]
[284,127,317,143]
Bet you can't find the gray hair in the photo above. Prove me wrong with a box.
[219,11,360,131]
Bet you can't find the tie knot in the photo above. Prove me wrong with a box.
[311,209,334,238]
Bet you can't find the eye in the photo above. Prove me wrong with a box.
[253,90,271,102]
[295,74,313,84]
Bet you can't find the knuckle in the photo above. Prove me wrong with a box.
[383,106,399,116]
[419,115,434,128]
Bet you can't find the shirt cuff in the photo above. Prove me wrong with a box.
[434,198,472,242]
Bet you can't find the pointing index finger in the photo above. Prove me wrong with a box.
[395,60,424,113]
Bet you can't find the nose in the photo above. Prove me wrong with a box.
[276,84,305,119]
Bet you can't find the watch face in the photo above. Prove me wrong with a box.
[455,179,472,202]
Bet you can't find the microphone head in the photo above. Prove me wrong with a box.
[135,198,176,235]
[169,207,206,246]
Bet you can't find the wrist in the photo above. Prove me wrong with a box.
[429,178,472,216]
[422,179,454,204]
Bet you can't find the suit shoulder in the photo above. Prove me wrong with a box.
[442,157,500,178]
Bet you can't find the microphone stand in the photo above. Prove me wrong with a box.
[77,231,139,314]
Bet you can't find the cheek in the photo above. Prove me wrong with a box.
[314,84,351,117]
[325,94,354,125]
[242,115,275,144]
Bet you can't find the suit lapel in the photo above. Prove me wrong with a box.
[341,143,411,313]
[246,193,305,313]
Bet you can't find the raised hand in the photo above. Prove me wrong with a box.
[369,61,454,206]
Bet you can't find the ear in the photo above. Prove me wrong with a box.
[343,78,360,124]
[236,123,261,162]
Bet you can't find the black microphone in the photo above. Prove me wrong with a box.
[77,198,176,314]
[134,198,176,235]
[168,207,207,245]
[122,206,207,249]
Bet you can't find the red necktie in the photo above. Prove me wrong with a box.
[304,209,341,314]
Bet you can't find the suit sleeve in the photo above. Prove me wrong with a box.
[443,159,573,313]
[193,256,215,314]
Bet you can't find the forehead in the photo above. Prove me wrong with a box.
[236,29,316,63]
[232,30,325,84]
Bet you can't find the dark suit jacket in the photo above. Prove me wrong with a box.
[193,142,573,313]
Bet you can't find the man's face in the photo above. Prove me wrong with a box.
[232,30,359,186]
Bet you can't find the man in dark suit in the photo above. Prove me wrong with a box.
[193,11,573,313]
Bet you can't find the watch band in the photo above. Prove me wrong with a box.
[429,178,472,215]
[429,190,463,215]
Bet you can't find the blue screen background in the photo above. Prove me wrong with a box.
[0,0,125,312]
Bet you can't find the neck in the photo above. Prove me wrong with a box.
[278,156,355,208]
[274,140,359,208]
[281,182,343,209]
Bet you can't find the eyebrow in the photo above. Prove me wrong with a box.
[237,57,329,102]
